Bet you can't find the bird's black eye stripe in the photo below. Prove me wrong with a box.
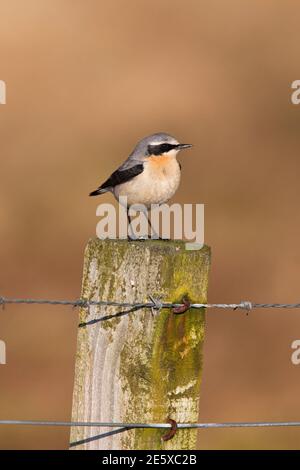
[147,143,178,155]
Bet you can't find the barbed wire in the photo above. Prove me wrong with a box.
[2,418,300,448]
[1,296,300,313]
[1,296,300,446]
[0,419,300,429]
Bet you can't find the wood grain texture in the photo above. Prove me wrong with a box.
[70,239,210,450]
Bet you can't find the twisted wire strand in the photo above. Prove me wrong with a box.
[0,419,300,429]
[1,297,300,311]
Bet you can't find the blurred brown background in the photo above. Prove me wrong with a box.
[0,0,300,449]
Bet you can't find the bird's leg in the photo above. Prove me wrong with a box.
[127,209,135,241]
[147,213,159,239]
[147,210,170,240]
[127,208,150,242]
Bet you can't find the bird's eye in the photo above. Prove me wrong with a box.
[161,144,173,153]
[148,143,177,155]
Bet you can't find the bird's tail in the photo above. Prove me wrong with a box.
[89,187,109,197]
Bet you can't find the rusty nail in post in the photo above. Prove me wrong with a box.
[172,296,191,315]
[161,418,178,442]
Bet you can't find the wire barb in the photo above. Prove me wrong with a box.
[0,297,5,310]
[234,300,253,314]
[241,301,253,311]
[149,295,163,311]
[149,295,163,316]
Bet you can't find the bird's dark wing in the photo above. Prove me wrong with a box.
[89,163,144,196]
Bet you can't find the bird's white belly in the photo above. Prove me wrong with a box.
[114,158,181,207]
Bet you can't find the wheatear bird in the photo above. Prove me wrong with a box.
[89,132,192,235]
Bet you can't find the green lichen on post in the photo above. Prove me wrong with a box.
[70,239,210,450]
[118,244,209,450]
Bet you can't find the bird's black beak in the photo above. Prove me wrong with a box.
[177,143,193,150]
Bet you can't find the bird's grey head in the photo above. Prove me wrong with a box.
[129,133,192,159]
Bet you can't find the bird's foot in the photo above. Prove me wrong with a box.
[127,235,148,242]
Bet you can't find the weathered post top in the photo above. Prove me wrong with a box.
[71,239,211,450]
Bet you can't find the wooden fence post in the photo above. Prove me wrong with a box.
[70,239,211,450]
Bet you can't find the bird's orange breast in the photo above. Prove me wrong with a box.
[147,155,173,167]
[147,155,177,177]
[114,154,181,207]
